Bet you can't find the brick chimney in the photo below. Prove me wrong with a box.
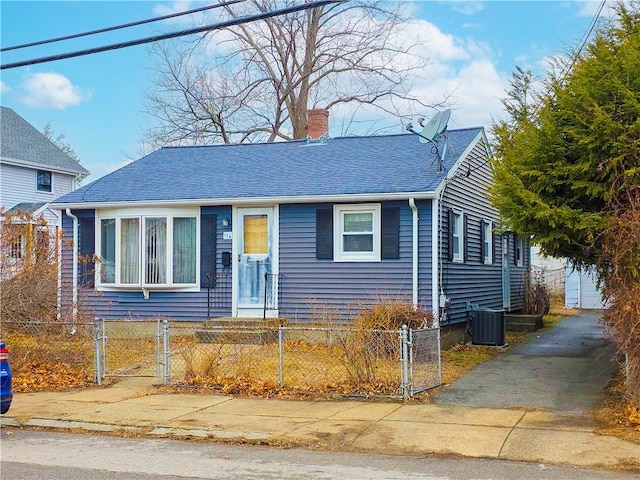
[307,109,329,139]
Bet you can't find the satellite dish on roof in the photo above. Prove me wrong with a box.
[418,109,451,144]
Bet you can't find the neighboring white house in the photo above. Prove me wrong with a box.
[531,244,606,309]
[1,106,89,271]
[530,244,566,293]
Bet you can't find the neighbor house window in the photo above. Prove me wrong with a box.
[333,204,381,262]
[482,220,493,264]
[10,235,24,259]
[97,208,198,288]
[451,210,464,263]
[36,170,52,192]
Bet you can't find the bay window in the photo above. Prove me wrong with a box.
[97,208,198,289]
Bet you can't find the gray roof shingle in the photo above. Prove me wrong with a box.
[1,106,90,176]
[54,128,483,205]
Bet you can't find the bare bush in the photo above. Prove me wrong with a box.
[0,210,59,324]
[600,192,640,404]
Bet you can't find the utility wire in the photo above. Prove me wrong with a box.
[0,0,246,53]
[1,0,343,70]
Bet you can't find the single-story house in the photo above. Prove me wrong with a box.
[51,110,529,325]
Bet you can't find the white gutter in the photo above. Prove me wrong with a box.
[50,191,438,211]
[409,198,419,309]
[65,208,79,320]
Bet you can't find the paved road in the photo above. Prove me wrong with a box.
[434,312,618,411]
[2,429,635,480]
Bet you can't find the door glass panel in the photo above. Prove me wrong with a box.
[244,215,268,255]
[238,211,272,309]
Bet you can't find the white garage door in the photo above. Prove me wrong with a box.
[579,271,606,309]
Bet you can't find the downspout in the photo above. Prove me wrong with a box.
[432,195,440,328]
[433,181,448,328]
[65,208,79,321]
[409,198,419,309]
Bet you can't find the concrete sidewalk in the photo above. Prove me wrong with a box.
[2,313,639,472]
[3,377,639,472]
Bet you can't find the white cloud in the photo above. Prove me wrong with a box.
[449,1,485,16]
[20,72,90,110]
[0,81,9,94]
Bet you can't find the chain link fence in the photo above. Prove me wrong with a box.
[2,318,441,399]
[2,320,95,391]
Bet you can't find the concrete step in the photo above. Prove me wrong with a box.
[505,313,543,332]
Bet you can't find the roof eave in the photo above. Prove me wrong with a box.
[50,191,437,210]
[1,156,90,177]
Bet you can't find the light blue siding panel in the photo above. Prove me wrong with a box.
[278,201,432,322]
[439,141,512,324]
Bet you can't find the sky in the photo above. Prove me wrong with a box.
[0,1,611,184]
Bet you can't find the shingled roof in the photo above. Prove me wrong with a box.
[0,106,89,177]
[53,127,484,206]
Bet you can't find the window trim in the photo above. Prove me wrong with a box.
[482,219,493,265]
[36,169,53,192]
[516,235,526,267]
[451,209,464,263]
[333,203,381,262]
[95,207,200,291]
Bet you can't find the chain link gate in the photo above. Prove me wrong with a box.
[400,326,442,400]
[94,318,169,384]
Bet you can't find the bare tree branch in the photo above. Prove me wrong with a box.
[143,0,442,147]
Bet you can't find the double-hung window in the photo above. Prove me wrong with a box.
[515,235,526,267]
[451,210,464,263]
[97,208,198,289]
[36,170,52,192]
[334,204,381,262]
[482,220,493,264]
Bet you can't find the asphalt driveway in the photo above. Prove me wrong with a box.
[433,312,618,412]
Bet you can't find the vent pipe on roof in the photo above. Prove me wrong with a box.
[307,109,329,139]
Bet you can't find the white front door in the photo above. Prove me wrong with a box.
[502,235,511,311]
[234,207,278,317]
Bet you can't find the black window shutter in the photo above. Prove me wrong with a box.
[447,208,454,261]
[513,233,518,266]
[382,206,400,260]
[78,216,95,287]
[463,214,468,263]
[316,208,333,260]
[200,214,217,288]
[480,219,486,261]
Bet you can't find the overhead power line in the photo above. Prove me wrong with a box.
[1,0,344,70]
[0,0,246,53]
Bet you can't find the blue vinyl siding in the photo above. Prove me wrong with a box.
[439,141,509,324]
[278,200,432,322]
[60,207,233,321]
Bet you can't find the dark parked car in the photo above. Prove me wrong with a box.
[1,341,13,414]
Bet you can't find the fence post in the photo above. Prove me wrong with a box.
[278,325,284,388]
[162,319,169,385]
[400,324,409,401]
[93,317,102,386]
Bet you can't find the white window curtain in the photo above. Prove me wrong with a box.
[173,217,196,283]
[145,217,167,284]
[100,219,116,283]
[121,218,140,284]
